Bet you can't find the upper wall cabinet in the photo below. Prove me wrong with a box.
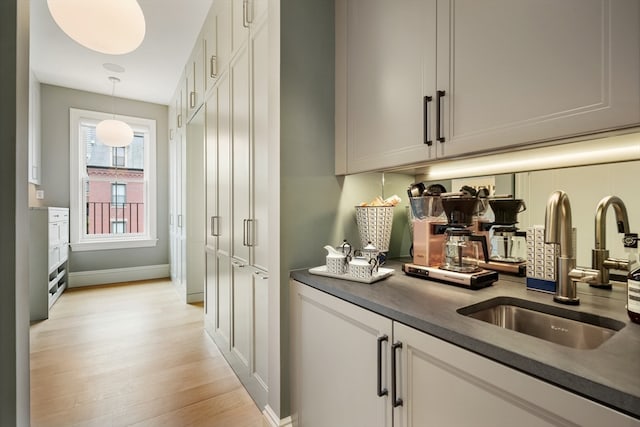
[203,0,232,95]
[231,0,267,54]
[336,0,640,174]
[186,37,205,121]
[335,0,437,175]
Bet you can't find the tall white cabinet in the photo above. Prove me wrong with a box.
[29,207,69,321]
[169,0,269,409]
[336,0,640,174]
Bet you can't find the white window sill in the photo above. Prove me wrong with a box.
[70,238,158,252]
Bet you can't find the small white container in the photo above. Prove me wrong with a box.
[326,254,348,275]
[349,257,378,280]
[325,245,348,275]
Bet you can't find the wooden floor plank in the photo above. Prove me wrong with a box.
[30,279,265,427]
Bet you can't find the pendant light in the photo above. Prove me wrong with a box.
[47,0,146,55]
[96,77,133,148]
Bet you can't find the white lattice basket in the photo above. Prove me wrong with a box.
[355,206,394,253]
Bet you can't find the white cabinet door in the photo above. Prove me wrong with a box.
[291,281,393,427]
[185,106,206,302]
[231,260,252,371]
[215,253,232,351]
[231,45,251,264]
[204,249,217,336]
[179,130,187,292]
[250,0,267,23]
[436,0,640,159]
[205,93,218,250]
[186,38,205,120]
[251,18,269,271]
[217,72,232,257]
[216,0,232,73]
[337,0,437,174]
[253,269,268,393]
[232,0,249,53]
[393,322,639,427]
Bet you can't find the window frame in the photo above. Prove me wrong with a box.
[69,108,157,251]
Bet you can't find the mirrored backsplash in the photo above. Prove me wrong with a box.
[333,132,640,300]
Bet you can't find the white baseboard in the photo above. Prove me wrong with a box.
[186,292,204,303]
[68,264,170,288]
[263,405,293,427]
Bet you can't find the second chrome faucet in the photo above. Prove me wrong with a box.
[544,191,602,305]
[591,196,631,288]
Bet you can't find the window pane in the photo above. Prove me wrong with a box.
[111,183,126,205]
[83,123,145,236]
[111,221,126,234]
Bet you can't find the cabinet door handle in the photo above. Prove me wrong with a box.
[177,214,182,228]
[423,95,433,146]
[377,335,389,397]
[177,114,183,128]
[189,92,196,109]
[391,341,403,407]
[436,90,445,143]
[242,0,249,28]
[243,219,247,246]
[211,216,221,237]
[246,219,254,247]
[210,55,218,78]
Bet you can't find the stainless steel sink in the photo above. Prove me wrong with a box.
[457,297,625,350]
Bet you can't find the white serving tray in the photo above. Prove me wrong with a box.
[308,265,394,284]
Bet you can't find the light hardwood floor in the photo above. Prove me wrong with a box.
[30,279,266,427]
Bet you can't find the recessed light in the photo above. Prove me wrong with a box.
[103,63,126,73]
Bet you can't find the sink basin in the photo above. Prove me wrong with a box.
[457,297,625,350]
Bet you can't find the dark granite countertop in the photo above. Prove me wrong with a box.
[290,259,640,420]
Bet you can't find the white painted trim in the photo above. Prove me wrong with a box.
[263,405,292,427]
[186,292,204,303]
[68,264,170,288]
[69,108,158,252]
[70,238,158,251]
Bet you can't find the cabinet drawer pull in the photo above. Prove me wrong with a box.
[391,341,403,407]
[436,90,445,143]
[423,95,432,146]
[377,335,389,397]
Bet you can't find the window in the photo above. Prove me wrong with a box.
[111,221,126,234]
[112,147,126,167]
[69,108,157,251]
[111,183,126,206]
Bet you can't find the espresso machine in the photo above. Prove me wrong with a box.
[404,193,499,289]
[476,198,528,276]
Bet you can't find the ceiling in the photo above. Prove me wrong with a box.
[30,0,214,106]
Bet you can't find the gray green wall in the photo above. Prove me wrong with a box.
[1,0,30,425]
[39,84,169,272]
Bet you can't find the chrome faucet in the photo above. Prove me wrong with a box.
[591,196,630,288]
[544,191,601,305]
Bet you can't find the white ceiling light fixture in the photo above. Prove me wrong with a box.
[96,77,134,148]
[47,0,146,55]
